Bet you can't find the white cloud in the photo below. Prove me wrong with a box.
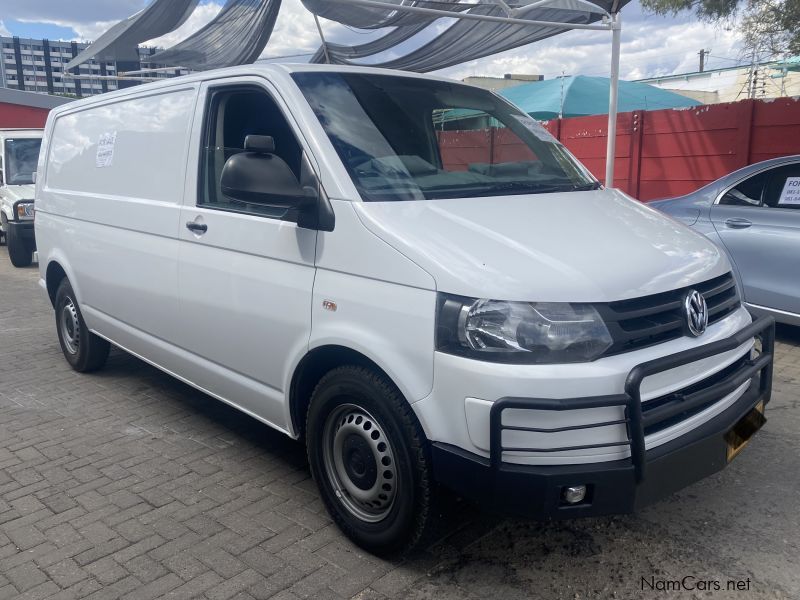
[0,20,11,37]
[69,20,121,43]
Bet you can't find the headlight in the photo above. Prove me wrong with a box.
[436,293,613,364]
[16,202,34,220]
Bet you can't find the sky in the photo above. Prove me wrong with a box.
[0,0,748,81]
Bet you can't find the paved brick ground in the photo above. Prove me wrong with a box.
[1,257,799,600]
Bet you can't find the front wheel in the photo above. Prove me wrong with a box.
[6,225,32,267]
[306,366,434,557]
[54,278,110,372]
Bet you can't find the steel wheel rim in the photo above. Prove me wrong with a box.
[60,297,80,355]
[322,403,397,523]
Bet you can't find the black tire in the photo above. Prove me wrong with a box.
[6,225,32,267]
[306,366,434,557]
[54,278,110,373]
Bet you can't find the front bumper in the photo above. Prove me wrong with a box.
[7,219,35,242]
[431,315,775,518]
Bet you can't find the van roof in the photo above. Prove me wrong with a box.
[46,63,472,118]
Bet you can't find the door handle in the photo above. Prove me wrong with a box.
[186,221,208,234]
[724,218,752,229]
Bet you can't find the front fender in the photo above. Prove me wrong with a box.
[281,270,437,435]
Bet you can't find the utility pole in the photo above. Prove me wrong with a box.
[698,48,709,72]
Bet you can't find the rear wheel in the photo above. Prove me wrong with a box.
[6,224,32,268]
[306,366,434,557]
[54,278,110,372]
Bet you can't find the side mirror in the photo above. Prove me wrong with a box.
[220,141,335,232]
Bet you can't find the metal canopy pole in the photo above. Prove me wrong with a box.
[314,14,332,64]
[605,12,621,188]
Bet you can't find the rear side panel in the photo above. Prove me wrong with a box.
[36,86,199,344]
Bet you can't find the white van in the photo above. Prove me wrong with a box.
[35,65,774,556]
[0,129,41,267]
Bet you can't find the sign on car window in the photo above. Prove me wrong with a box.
[778,176,800,206]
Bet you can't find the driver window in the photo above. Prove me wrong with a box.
[719,170,769,207]
[199,86,302,218]
[763,164,800,210]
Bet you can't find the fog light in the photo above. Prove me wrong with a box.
[562,485,587,504]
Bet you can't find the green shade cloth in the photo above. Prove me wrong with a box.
[771,55,800,73]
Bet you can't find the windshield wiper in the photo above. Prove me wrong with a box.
[571,182,602,191]
[468,181,582,196]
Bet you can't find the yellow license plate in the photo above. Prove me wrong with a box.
[725,401,766,463]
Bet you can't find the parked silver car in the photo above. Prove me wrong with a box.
[651,155,800,326]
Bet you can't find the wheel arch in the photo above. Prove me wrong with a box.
[44,258,76,308]
[289,345,402,439]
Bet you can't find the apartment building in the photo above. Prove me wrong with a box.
[0,36,189,98]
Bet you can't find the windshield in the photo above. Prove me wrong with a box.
[292,72,597,202]
[4,138,42,185]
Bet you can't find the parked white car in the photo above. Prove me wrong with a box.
[0,129,41,267]
[34,65,775,556]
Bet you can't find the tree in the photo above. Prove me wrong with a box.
[641,0,800,57]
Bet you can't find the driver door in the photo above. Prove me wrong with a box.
[176,79,317,429]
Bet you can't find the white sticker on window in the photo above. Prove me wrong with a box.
[96,132,117,168]
[512,115,557,143]
[778,176,800,206]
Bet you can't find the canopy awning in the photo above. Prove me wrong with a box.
[304,0,625,73]
[302,0,628,186]
[150,0,283,71]
[65,0,630,187]
[65,0,199,70]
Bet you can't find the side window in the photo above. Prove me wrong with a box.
[199,86,303,218]
[719,170,769,207]
[763,164,800,210]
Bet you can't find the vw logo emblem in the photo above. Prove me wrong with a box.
[684,290,708,337]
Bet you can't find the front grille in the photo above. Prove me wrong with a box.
[641,353,750,436]
[596,272,740,357]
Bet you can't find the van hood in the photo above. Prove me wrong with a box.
[0,184,35,203]
[352,188,730,302]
